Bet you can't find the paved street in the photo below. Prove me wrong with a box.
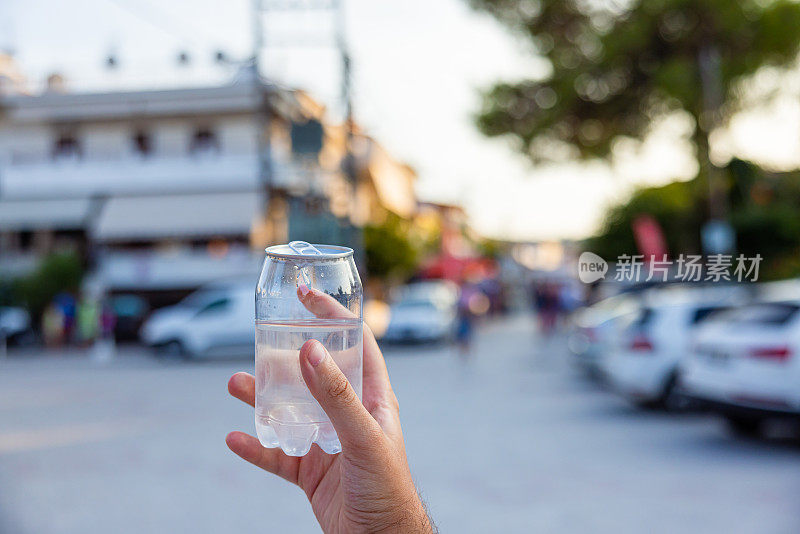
[0,314,798,534]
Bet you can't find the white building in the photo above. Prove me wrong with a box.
[0,70,416,302]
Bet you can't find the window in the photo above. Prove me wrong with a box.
[132,131,152,156]
[189,128,220,155]
[632,307,654,328]
[196,298,231,316]
[52,132,82,160]
[717,303,800,326]
[691,306,728,324]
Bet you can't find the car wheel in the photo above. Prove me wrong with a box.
[9,330,37,348]
[659,372,689,412]
[724,415,763,437]
[159,340,188,359]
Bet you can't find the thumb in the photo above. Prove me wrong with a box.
[299,339,380,450]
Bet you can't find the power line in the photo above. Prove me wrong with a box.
[99,0,230,49]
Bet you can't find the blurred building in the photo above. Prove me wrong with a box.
[0,52,27,96]
[0,67,417,304]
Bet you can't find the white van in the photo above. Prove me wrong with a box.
[140,281,254,358]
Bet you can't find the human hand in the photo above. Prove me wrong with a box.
[226,286,435,534]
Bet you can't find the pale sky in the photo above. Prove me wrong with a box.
[4,0,799,241]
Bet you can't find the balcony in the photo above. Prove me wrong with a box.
[97,248,263,290]
[0,152,337,200]
[0,153,261,199]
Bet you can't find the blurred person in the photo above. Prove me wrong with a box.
[42,301,64,348]
[478,276,503,316]
[455,282,485,360]
[558,281,583,318]
[92,298,117,363]
[55,292,76,344]
[99,300,116,341]
[76,295,99,346]
[226,286,436,534]
[535,281,560,335]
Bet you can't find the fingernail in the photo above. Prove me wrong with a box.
[306,341,327,367]
[298,284,310,297]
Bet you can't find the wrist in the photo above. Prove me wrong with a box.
[391,492,436,534]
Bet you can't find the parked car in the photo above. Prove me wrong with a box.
[110,294,150,341]
[391,280,459,309]
[567,294,640,372]
[0,306,35,347]
[602,286,746,409]
[140,281,253,358]
[681,298,800,435]
[381,281,459,344]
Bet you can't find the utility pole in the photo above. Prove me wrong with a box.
[698,45,735,255]
[251,0,274,245]
[251,0,361,259]
[332,0,364,271]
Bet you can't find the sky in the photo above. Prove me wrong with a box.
[3,0,800,241]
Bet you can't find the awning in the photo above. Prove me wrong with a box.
[0,198,92,230]
[93,191,262,241]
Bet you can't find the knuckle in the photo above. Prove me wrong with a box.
[388,391,400,413]
[325,375,352,403]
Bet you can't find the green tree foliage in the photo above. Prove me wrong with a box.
[586,178,703,260]
[364,214,419,280]
[12,252,83,320]
[586,161,800,279]
[468,0,800,166]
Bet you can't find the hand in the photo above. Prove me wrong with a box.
[226,286,435,534]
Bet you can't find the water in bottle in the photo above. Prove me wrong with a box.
[255,319,362,455]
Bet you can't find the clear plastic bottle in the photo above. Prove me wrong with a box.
[255,242,363,456]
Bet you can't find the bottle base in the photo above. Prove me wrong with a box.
[256,416,342,456]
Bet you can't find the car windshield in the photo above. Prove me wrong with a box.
[180,290,225,309]
[394,300,438,311]
[712,302,800,326]
[691,306,729,324]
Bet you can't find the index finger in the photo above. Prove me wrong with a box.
[297,285,393,408]
[228,372,255,407]
[297,284,355,319]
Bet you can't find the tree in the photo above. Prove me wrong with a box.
[587,161,800,279]
[363,213,419,281]
[12,252,84,322]
[585,178,703,261]
[467,0,800,200]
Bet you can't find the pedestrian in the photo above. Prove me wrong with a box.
[91,298,117,363]
[55,292,76,344]
[455,282,482,360]
[99,300,116,342]
[76,295,99,347]
[226,285,436,534]
[42,301,64,348]
[536,281,559,335]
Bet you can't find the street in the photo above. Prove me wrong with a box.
[0,314,798,534]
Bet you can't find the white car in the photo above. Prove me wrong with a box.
[567,294,640,371]
[681,299,800,434]
[602,286,746,408]
[140,281,254,358]
[391,280,459,309]
[381,281,459,343]
[0,306,33,346]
